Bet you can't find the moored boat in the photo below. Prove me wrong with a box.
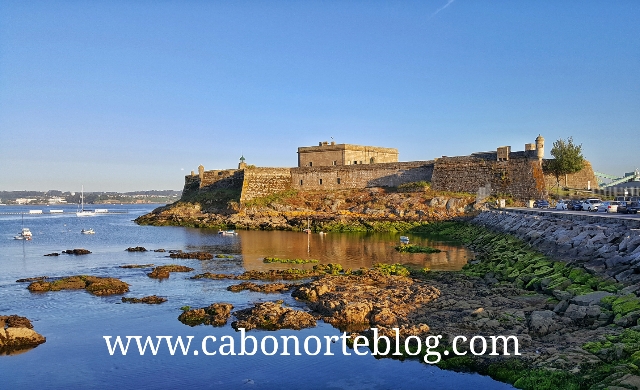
[81,228,95,235]
[14,228,32,240]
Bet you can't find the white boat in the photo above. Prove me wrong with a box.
[400,236,410,244]
[76,186,96,217]
[81,228,95,235]
[14,228,32,240]
[217,230,238,235]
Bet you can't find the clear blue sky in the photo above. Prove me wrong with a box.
[1,1,638,192]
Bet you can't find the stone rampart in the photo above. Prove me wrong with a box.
[473,209,640,288]
[543,160,599,190]
[290,161,434,191]
[431,156,546,200]
[182,169,244,200]
[240,168,292,202]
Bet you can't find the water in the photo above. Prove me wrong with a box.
[0,204,512,389]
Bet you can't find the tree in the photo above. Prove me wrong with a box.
[544,137,585,194]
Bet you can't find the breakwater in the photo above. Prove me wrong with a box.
[473,210,640,288]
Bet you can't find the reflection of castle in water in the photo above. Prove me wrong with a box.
[235,231,473,271]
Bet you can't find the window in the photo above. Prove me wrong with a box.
[332,161,337,165]
[309,162,313,167]
[300,180,303,185]
[319,179,323,185]
[353,161,357,164]
[360,161,363,164]
[370,157,375,164]
[337,178,341,184]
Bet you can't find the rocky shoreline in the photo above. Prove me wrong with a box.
[0,315,46,354]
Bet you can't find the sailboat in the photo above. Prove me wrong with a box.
[76,186,95,217]
[14,213,32,240]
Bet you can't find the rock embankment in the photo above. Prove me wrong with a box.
[0,315,46,354]
[473,210,640,289]
[179,303,234,327]
[231,302,316,331]
[26,275,129,296]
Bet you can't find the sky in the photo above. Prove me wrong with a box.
[1,1,638,192]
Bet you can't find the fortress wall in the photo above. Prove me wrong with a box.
[543,160,599,191]
[240,168,293,202]
[431,156,546,200]
[181,169,244,201]
[291,161,434,191]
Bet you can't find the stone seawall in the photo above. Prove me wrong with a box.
[472,209,640,289]
[291,161,434,191]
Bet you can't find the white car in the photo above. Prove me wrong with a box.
[555,200,568,210]
[598,201,620,213]
[581,198,602,212]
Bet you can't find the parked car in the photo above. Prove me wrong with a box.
[581,198,602,212]
[555,200,568,210]
[621,201,640,214]
[534,199,550,209]
[598,201,620,213]
[570,200,584,211]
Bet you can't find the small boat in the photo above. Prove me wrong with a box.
[81,228,95,235]
[218,230,238,236]
[14,228,32,240]
[76,186,96,217]
[400,236,410,244]
[303,229,311,234]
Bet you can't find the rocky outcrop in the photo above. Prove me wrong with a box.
[121,295,167,304]
[27,275,129,295]
[62,249,91,255]
[473,210,640,288]
[126,246,147,252]
[44,253,59,256]
[178,303,234,327]
[292,270,440,330]
[0,315,46,354]
[227,282,299,293]
[119,264,154,269]
[147,265,194,279]
[169,251,213,260]
[192,269,321,281]
[231,302,316,331]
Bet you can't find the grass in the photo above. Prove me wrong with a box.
[263,257,319,264]
[395,244,442,254]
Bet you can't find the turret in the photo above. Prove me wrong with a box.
[535,135,544,161]
[238,155,247,169]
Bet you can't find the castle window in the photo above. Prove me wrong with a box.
[333,161,337,165]
[353,161,357,165]
[300,180,303,185]
[319,179,323,185]
[309,162,313,167]
[360,161,363,164]
[370,157,375,164]
[337,178,341,184]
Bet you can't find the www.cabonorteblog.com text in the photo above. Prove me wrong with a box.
[104,328,520,363]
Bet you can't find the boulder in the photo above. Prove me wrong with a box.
[528,310,561,336]
[231,302,316,331]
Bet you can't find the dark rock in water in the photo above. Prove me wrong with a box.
[27,275,129,296]
[147,265,194,279]
[169,251,213,260]
[191,272,234,280]
[0,315,46,354]
[231,301,316,331]
[178,303,233,326]
[119,264,154,269]
[16,276,48,283]
[153,249,166,252]
[227,281,298,293]
[44,253,59,257]
[121,295,167,304]
[62,249,91,255]
[126,246,147,252]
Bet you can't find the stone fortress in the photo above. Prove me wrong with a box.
[182,136,598,204]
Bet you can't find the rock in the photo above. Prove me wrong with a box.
[147,265,194,279]
[44,253,59,257]
[553,300,569,314]
[179,303,233,327]
[27,275,129,296]
[528,310,561,336]
[121,295,167,304]
[227,282,298,293]
[564,304,587,321]
[231,302,316,331]
[0,315,46,353]
[16,276,48,283]
[125,246,147,252]
[570,291,613,306]
[62,249,91,255]
[614,310,640,328]
[169,251,213,260]
[119,264,154,269]
[552,290,574,301]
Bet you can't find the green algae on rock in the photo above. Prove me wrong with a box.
[27,275,129,296]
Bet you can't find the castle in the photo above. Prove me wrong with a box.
[182,136,598,204]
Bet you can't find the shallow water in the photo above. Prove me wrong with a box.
[0,204,512,389]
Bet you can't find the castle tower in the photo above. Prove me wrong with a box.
[198,165,204,180]
[535,135,544,161]
[238,155,247,169]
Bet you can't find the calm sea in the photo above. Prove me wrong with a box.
[0,204,512,389]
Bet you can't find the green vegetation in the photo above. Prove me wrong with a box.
[543,137,585,194]
[394,244,442,254]
[313,263,344,275]
[242,189,298,208]
[215,254,235,258]
[263,257,319,264]
[396,181,430,192]
[373,263,410,277]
